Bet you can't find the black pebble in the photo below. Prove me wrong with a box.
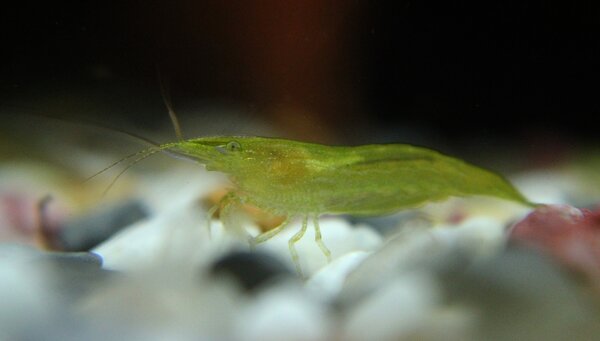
[57,200,149,251]
[210,251,292,291]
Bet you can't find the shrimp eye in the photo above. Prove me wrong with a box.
[226,141,242,152]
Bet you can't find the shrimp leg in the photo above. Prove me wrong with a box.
[312,215,331,262]
[219,192,253,243]
[289,215,309,277]
[205,204,220,238]
[251,215,294,246]
[205,192,237,238]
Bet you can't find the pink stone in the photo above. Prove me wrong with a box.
[509,204,600,282]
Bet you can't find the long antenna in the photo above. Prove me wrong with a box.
[84,147,155,183]
[157,67,184,141]
[87,142,183,197]
[101,148,161,197]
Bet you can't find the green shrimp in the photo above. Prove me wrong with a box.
[135,135,533,276]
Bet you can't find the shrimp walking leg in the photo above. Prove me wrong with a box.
[205,204,219,238]
[219,193,252,243]
[289,215,309,277]
[251,216,293,246]
[312,216,331,262]
[205,192,236,238]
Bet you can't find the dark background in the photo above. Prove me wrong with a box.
[1,1,598,149]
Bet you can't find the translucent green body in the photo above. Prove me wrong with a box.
[166,136,532,216]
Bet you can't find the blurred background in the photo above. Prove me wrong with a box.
[2,1,598,151]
